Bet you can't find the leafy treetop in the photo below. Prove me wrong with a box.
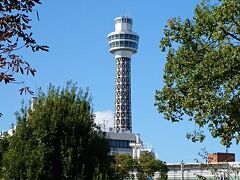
[0,82,111,179]
[111,153,168,180]
[155,0,240,147]
[137,152,168,180]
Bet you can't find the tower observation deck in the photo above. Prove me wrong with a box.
[108,17,139,133]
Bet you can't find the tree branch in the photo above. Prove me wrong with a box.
[220,27,240,42]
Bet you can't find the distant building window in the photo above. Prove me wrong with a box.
[109,39,138,50]
[109,139,131,148]
[115,18,132,24]
[129,41,133,47]
[127,19,132,24]
[109,34,138,41]
[115,19,121,23]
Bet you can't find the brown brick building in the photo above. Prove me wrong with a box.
[208,152,235,163]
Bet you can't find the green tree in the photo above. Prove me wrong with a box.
[137,152,168,180]
[0,0,48,116]
[111,154,138,180]
[0,133,10,178]
[110,153,168,180]
[0,82,111,179]
[155,0,240,147]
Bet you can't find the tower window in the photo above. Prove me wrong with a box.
[127,19,132,24]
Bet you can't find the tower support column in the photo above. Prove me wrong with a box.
[114,57,132,132]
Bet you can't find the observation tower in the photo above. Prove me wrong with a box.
[107,17,139,133]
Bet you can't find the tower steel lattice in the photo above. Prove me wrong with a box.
[108,17,139,133]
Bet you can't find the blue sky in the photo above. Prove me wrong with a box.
[0,0,239,163]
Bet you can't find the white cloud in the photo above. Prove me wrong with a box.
[94,111,114,132]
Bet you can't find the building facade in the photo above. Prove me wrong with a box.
[167,162,240,180]
[208,152,235,163]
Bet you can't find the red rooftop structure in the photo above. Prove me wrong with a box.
[208,152,235,163]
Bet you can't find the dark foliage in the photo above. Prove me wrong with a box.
[0,82,111,179]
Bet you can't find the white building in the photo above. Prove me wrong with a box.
[167,161,240,180]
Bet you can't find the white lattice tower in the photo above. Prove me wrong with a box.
[108,17,139,133]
